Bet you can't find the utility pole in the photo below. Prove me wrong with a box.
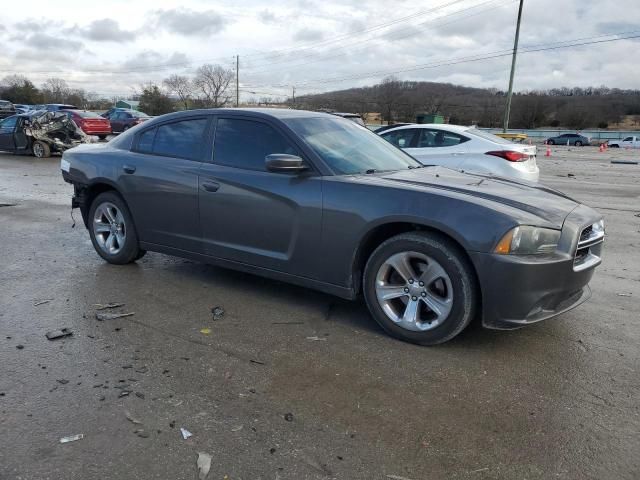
[292,86,295,105]
[503,0,524,133]
[235,55,239,108]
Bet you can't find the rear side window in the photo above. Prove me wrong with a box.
[135,118,208,160]
[418,129,469,147]
[213,118,299,171]
[381,129,417,148]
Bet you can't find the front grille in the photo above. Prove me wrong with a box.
[574,222,604,271]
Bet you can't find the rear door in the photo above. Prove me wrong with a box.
[405,128,470,167]
[13,118,29,151]
[110,112,127,132]
[198,116,323,278]
[0,116,18,151]
[119,116,211,252]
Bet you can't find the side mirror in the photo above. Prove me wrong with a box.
[265,154,308,173]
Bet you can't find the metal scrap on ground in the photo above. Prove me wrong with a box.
[180,427,193,440]
[211,306,225,320]
[45,328,73,340]
[96,312,135,321]
[59,434,84,444]
[197,452,212,480]
[94,303,126,310]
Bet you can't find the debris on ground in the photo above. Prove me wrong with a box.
[45,328,73,340]
[57,379,69,385]
[567,173,575,177]
[119,390,132,398]
[617,293,632,297]
[134,429,150,438]
[249,359,265,365]
[180,427,193,440]
[96,312,134,321]
[272,321,305,325]
[231,425,243,432]
[16,345,24,350]
[306,336,327,341]
[284,413,294,422]
[135,392,145,399]
[211,306,225,321]
[94,303,126,310]
[611,160,639,165]
[34,299,53,306]
[197,452,212,480]
[59,434,84,444]
[125,411,142,425]
[200,328,211,335]
[135,366,149,374]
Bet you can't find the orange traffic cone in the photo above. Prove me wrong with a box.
[545,146,551,157]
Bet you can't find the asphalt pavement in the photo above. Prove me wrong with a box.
[1,145,638,479]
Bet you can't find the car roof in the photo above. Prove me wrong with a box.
[380,123,471,134]
[142,108,330,124]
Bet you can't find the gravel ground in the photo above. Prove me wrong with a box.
[0,145,638,479]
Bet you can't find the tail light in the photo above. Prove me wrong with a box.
[485,150,529,162]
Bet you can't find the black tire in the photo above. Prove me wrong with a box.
[547,139,555,145]
[363,232,478,345]
[98,135,107,140]
[574,141,582,147]
[611,144,620,148]
[32,140,51,158]
[88,191,142,265]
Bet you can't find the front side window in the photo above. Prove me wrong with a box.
[0,116,18,132]
[623,137,633,142]
[213,118,299,171]
[381,129,417,148]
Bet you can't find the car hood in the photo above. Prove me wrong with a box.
[354,166,579,228]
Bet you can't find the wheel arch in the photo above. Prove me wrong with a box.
[351,220,481,302]
[78,179,127,228]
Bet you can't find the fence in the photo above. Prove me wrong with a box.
[480,128,637,141]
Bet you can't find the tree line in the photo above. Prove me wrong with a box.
[295,76,640,129]
[3,70,640,129]
[0,63,236,116]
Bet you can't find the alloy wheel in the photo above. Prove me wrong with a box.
[375,251,453,331]
[92,202,126,255]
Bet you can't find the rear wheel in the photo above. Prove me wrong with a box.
[32,141,51,158]
[363,232,478,345]
[88,191,142,264]
[547,139,555,145]
[98,135,107,140]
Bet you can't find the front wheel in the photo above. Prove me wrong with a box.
[547,139,555,145]
[363,232,478,345]
[88,191,142,264]
[574,141,582,147]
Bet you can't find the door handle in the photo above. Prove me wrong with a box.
[201,181,220,193]
[122,165,136,174]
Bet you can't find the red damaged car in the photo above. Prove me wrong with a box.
[65,110,112,140]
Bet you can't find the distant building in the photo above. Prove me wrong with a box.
[115,100,140,110]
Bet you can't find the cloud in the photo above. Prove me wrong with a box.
[23,33,82,51]
[149,7,228,36]
[258,9,278,24]
[74,19,137,43]
[119,51,190,72]
[293,28,325,42]
[13,48,73,65]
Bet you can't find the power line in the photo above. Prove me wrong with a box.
[244,0,513,73]
[270,32,640,88]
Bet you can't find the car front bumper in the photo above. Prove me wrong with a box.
[470,205,603,330]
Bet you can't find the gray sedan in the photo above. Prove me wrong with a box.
[60,109,604,345]
[546,133,590,146]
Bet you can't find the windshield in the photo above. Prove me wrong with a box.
[469,128,515,145]
[284,116,420,174]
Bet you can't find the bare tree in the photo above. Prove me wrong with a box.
[41,78,70,103]
[375,76,403,125]
[193,64,234,108]
[163,74,194,110]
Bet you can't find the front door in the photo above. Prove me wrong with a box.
[0,116,18,151]
[117,116,211,252]
[199,117,323,279]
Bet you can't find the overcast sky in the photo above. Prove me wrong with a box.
[1,0,639,100]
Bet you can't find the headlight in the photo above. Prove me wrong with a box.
[494,226,561,255]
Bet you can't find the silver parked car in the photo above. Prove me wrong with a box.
[379,124,539,182]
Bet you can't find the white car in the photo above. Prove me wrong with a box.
[378,124,539,182]
[608,136,640,148]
